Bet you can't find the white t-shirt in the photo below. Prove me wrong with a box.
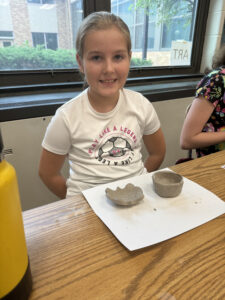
[42,88,160,197]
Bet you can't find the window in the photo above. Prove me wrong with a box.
[111,0,197,66]
[71,0,83,46]
[32,32,58,50]
[0,0,210,88]
[0,31,13,38]
[3,41,11,47]
[0,31,13,49]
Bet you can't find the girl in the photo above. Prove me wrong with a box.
[39,11,166,199]
[180,45,225,157]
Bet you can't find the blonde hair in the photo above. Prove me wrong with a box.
[76,11,131,58]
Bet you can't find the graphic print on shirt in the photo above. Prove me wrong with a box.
[88,125,137,166]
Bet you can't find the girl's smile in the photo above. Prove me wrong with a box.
[76,26,131,112]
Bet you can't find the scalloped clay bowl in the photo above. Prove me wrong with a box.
[152,171,183,198]
[105,183,144,206]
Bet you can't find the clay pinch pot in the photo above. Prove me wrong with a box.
[105,183,144,206]
[152,171,183,198]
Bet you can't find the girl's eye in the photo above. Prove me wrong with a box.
[91,56,101,61]
[114,55,123,61]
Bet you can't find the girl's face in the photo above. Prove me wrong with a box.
[77,26,131,105]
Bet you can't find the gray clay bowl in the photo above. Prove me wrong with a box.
[105,183,144,206]
[152,171,183,198]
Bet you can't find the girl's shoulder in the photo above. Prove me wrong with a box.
[58,89,88,113]
[196,67,225,103]
[207,66,225,79]
[198,66,225,87]
[121,88,154,115]
[122,88,149,103]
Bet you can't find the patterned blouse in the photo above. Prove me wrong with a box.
[195,66,225,157]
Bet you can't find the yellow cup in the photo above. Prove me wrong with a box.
[0,159,32,299]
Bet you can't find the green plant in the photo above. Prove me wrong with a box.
[130,57,153,67]
[0,45,77,70]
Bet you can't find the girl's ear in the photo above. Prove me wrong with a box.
[129,51,132,61]
[76,53,84,73]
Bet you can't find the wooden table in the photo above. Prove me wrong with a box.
[24,150,225,300]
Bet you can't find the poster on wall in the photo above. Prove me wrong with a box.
[170,40,192,65]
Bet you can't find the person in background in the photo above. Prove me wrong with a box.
[39,11,166,199]
[180,44,225,157]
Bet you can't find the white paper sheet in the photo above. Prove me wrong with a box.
[82,169,225,251]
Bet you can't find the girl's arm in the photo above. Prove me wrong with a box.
[143,128,166,172]
[180,96,225,149]
[39,148,67,199]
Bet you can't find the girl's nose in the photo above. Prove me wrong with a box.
[104,59,114,73]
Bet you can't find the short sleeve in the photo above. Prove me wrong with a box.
[42,108,71,155]
[142,97,160,136]
[196,69,224,106]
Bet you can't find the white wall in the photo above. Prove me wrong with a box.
[152,97,195,169]
[201,0,225,72]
